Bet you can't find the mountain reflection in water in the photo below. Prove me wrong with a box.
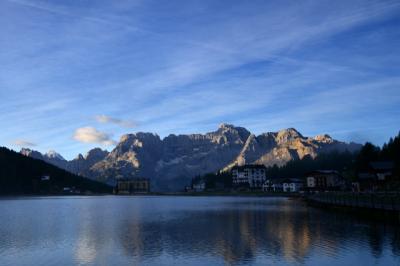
[0,196,399,266]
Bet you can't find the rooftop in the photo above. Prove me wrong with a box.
[370,161,394,171]
[306,170,340,175]
[232,164,267,170]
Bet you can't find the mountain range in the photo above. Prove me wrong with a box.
[20,124,362,191]
[1,147,111,195]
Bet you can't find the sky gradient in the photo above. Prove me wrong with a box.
[1,0,400,159]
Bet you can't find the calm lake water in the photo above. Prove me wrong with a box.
[0,196,399,266]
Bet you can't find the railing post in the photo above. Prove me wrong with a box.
[356,193,359,207]
[371,193,374,209]
[391,196,395,211]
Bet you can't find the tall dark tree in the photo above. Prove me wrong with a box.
[355,142,380,172]
[0,147,112,195]
[265,150,357,180]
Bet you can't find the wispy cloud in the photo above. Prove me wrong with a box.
[95,115,136,128]
[1,0,400,159]
[13,139,37,147]
[73,127,116,146]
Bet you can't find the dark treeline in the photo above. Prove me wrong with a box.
[267,132,400,181]
[356,133,400,175]
[0,147,112,195]
[195,151,358,190]
[266,151,357,179]
[192,171,232,189]
[196,132,400,188]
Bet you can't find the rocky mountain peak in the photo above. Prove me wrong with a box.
[276,128,303,143]
[119,132,161,144]
[45,150,65,161]
[313,134,334,143]
[19,124,363,191]
[218,123,236,130]
[215,123,250,143]
[20,148,33,156]
[84,148,109,160]
[75,154,84,160]
[119,133,135,143]
[20,148,67,169]
[20,148,44,160]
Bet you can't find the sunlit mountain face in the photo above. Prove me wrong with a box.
[19,125,361,190]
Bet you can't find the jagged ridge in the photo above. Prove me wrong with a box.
[20,124,361,191]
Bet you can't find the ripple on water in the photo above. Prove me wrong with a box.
[0,196,399,266]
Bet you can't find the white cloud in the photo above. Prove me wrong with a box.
[13,139,37,147]
[95,115,136,128]
[73,127,116,146]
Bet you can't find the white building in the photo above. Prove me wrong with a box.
[306,176,316,188]
[263,179,275,192]
[263,179,283,192]
[305,170,343,191]
[262,179,273,192]
[41,175,50,181]
[263,178,304,192]
[282,178,304,192]
[232,165,267,189]
[192,181,206,192]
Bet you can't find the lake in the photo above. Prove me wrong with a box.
[0,196,399,266]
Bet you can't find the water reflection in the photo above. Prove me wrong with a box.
[112,197,399,265]
[75,206,97,265]
[0,196,399,266]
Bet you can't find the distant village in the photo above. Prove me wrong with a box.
[91,132,400,196]
[111,160,395,195]
[186,161,396,194]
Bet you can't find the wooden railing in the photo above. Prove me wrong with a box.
[306,192,400,211]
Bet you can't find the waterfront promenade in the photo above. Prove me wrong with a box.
[306,192,400,212]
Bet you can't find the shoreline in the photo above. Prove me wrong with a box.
[0,191,301,198]
[2,192,398,222]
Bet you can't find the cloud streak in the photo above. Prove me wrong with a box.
[95,115,136,128]
[73,127,116,146]
[1,0,400,159]
[13,139,37,147]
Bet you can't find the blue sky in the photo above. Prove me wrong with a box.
[1,0,400,159]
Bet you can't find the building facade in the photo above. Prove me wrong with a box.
[263,178,304,192]
[282,178,304,192]
[355,161,394,192]
[116,178,150,194]
[192,180,206,192]
[232,164,267,189]
[263,179,283,192]
[306,170,344,191]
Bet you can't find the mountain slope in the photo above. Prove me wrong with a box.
[67,148,109,177]
[21,148,68,169]
[90,124,361,190]
[19,124,361,191]
[1,147,111,195]
[21,147,109,178]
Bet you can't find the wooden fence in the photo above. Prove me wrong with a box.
[306,192,400,212]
